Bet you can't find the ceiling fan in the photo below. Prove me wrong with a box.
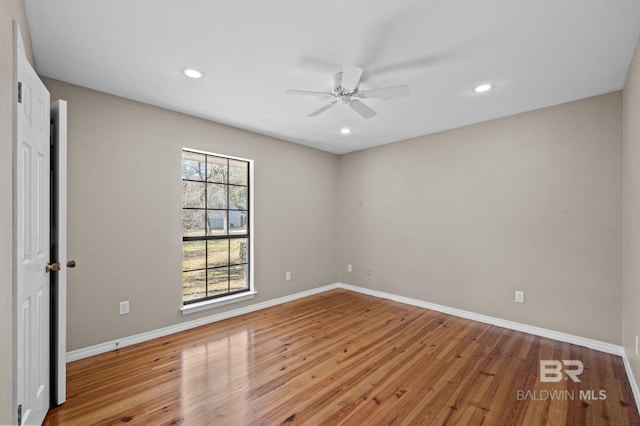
[286,65,409,119]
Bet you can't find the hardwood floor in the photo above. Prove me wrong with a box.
[44,290,639,425]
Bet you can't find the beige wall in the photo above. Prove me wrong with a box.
[47,77,625,351]
[623,39,640,391]
[0,0,33,423]
[43,78,339,351]
[338,92,623,344]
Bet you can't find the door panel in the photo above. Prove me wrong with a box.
[15,23,51,426]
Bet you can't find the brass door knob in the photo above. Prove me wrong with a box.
[45,262,61,273]
[67,260,76,268]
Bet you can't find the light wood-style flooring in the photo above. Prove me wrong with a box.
[44,289,639,425]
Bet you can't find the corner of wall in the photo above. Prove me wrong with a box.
[623,36,640,406]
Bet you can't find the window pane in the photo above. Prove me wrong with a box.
[207,210,227,235]
[207,239,229,267]
[183,270,206,302]
[230,264,248,292]
[207,156,228,183]
[182,150,251,305]
[229,211,248,234]
[182,181,205,208]
[208,267,229,297]
[183,241,206,271]
[229,185,248,211]
[230,238,248,265]
[207,183,227,209]
[182,151,206,181]
[183,209,206,237]
[229,159,248,186]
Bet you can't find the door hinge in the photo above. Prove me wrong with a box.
[17,404,22,425]
[17,82,22,103]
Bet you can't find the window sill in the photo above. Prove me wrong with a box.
[180,291,257,315]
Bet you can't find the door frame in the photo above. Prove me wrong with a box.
[50,100,67,406]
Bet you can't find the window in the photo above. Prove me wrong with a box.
[181,149,252,305]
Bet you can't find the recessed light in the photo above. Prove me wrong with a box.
[184,68,203,79]
[340,127,351,135]
[473,83,492,93]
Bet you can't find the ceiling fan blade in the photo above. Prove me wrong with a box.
[286,89,334,97]
[350,99,377,119]
[341,65,363,92]
[358,85,409,99]
[307,101,337,117]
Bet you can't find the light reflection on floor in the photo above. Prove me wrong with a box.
[181,330,252,424]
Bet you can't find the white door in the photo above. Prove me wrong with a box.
[15,23,51,426]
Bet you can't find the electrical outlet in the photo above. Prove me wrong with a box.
[347,264,352,273]
[286,271,291,281]
[635,335,639,356]
[119,300,130,315]
[515,291,525,304]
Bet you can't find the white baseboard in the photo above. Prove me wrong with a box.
[336,283,624,356]
[68,281,625,364]
[66,284,339,362]
[622,349,640,410]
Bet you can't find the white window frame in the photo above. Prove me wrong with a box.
[180,148,255,315]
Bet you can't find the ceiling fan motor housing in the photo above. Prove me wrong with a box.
[332,72,360,97]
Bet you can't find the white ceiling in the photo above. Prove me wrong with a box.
[24,0,640,154]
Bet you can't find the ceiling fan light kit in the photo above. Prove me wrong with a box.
[287,64,410,119]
